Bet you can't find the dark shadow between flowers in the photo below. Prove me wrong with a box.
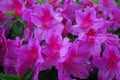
[38,67,58,80]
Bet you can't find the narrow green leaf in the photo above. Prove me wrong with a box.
[16,17,24,23]
[17,74,21,80]
[92,0,99,4]
[75,0,80,4]
[5,11,15,16]
[23,69,33,80]
[38,0,45,4]
[0,73,19,80]
[8,21,24,39]
[115,0,120,4]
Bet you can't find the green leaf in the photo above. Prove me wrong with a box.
[38,0,45,4]
[49,0,53,2]
[0,73,20,80]
[115,0,120,4]
[23,69,33,80]
[108,28,120,38]
[5,11,15,16]
[16,17,24,23]
[17,74,20,80]
[8,21,24,39]
[75,0,80,4]
[67,33,78,42]
[92,0,99,4]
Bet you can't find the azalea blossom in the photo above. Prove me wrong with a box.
[17,39,43,77]
[4,37,21,75]
[93,45,120,80]
[71,7,106,35]
[0,0,23,17]
[0,0,120,80]
[56,42,91,80]
[41,32,70,69]
[0,29,7,64]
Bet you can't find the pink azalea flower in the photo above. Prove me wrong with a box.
[61,0,80,22]
[45,0,62,7]
[71,8,106,35]
[80,0,94,8]
[34,22,63,41]
[99,0,117,11]
[0,0,23,17]
[4,37,21,75]
[93,45,120,80]
[41,32,70,69]
[109,8,120,30]
[1,0,120,80]
[95,0,117,20]
[62,19,71,38]
[55,42,91,80]
[0,29,7,64]
[17,39,43,77]
[23,26,34,41]
[0,11,7,26]
[22,9,34,27]
[30,4,62,28]
[23,4,63,41]
[77,28,106,55]
[78,28,120,56]
[103,34,120,51]
[22,8,35,41]
[20,0,37,8]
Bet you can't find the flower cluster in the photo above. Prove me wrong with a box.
[0,0,120,80]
